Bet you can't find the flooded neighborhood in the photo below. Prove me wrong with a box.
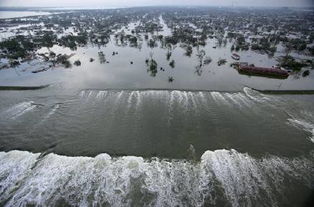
[0,3,314,207]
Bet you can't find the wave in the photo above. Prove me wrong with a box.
[1,101,36,119]
[40,104,60,123]
[0,149,313,207]
[288,118,314,143]
[78,89,266,111]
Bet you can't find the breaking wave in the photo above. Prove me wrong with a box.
[0,149,313,207]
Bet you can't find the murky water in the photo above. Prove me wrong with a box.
[0,86,313,206]
[1,17,313,91]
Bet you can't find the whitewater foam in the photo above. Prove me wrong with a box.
[1,101,36,119]
[0,151,40,203]
[96,91,107,100]
[78,89,275,109]
[288,118,314,143]
[0,149,313,207]
[210,92,230,106]
[243,87,272,103]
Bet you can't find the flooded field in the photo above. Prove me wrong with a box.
[0,7,313,207]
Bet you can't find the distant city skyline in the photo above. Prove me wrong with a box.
[0,0,313,8]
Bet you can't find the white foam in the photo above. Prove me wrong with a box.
[211,92,229,105]
[243,87,264,103]
[116,91,124,102]
[243,87,273,103]
[2,101,36,119]
[1,149,312,207]
[233,93,253,107]
[0,151,40,203]
[201,149,313,207]
[197,92,208,105]
[95,91,107,100]
[79,90,85,98]
[135,91,141,109]
[42,104,60,122]
[187,92,197,108]
[175,91,185,104]
[225,93,243,108]
[288,118,314,143]
[182,91,189,107]
[87,91,94,99]
[127,91,136,109]
[168,91,176,117]
[77,90,262,111]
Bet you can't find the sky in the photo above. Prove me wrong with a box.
[0,0,313,8]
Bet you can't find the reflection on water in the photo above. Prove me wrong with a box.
[0,16,313,91]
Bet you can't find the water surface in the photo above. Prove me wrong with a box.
[0,11,51,19]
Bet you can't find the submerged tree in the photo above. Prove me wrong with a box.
[196,49,206,67]
[166,51,172,61]
[74,60,81,66]
[185,45,193,57]
[231,45,235,51]
[148,59,158,76]
[146,52,158,77]
[217,59,227,66]
[168,76,174,82]
[203,56,212,65]
[302,70,310,77]
[98,52,106,64]
[169,60,175,68]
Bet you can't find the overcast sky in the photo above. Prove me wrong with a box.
[0,0,313,8]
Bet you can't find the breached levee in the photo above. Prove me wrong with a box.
[0,149,313,207]
[78,88,269,110]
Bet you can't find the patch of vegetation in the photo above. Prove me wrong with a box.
[250,37,277,55]
[58,33,88,50]
[169,60,175,68]
[146,58,158,77]
[217,59,227,66]
[203,57,212,65]
[168,76,174,82]
[56,54,72,68]
[74,60,81,66]
[184,45,193,56]
[0,37,29,59]
[278,56,308,71]
[302,70,310,77]
[166,51,172,61]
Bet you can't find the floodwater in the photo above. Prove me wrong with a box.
[0,17,314,207]
[0,11,52,19]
